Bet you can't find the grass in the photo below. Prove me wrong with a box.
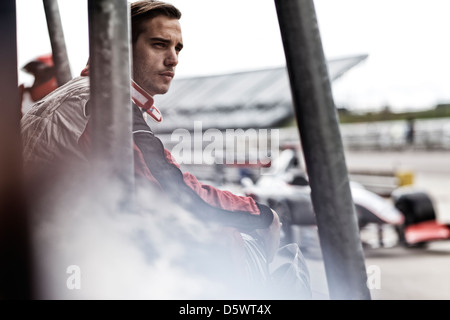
[337,104,450,124]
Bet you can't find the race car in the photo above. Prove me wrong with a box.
[240,148,450,253]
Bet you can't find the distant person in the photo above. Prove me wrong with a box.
[19,53,58,116]
[405,117,415,145]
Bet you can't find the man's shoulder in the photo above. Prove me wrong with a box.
[21,76,92,133]
[55,76,90,98]
[33,76,89,110]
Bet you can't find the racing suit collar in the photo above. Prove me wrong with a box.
[80,64,162,123]
[131,80,162,123]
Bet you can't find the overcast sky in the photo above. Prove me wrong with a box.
[16,0,450,112]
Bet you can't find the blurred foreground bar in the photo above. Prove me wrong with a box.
[87,0,134,200]
[0,0,33,299]
[274,0,371,299]
[43,0,73,86]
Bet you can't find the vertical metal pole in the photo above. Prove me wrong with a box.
[0,0,33,299]
[87,0,134,204]
[274,0,371,299]
[43,0,72,86]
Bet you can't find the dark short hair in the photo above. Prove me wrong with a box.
[131,1,182,44]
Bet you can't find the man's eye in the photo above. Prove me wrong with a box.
[153,42,166,48]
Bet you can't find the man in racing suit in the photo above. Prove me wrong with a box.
[21,0,281,292]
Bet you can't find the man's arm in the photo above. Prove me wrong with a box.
[132,104,276,231]
[133,128,274,230]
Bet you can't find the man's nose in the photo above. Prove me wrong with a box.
[164,48,178,67]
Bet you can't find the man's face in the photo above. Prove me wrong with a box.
[132,15,183,96]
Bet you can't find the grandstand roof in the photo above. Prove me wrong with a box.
[152,54,368,133]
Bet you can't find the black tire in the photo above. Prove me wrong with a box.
[392,189,436,226]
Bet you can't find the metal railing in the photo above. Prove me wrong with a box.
[275,0,371,299]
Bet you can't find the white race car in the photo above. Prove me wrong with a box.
[240,149,450,254]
